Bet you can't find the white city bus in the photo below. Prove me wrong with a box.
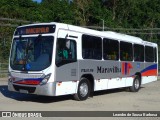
[8,22,158,101]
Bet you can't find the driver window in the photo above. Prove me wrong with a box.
[56,38,77,66]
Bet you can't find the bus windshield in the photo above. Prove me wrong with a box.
[10,36,54,71]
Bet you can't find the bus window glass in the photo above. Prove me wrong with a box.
[56,38,77,67]
[82,34,102,60]
[154,47,157,62]
[145,46,154,62]
[120,41,133,61]
[134,44,144,62]
[103,38,119,60]
[10,36,54,71]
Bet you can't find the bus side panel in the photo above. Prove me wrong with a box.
[79,60,122,91]
[55,62,78,96]
[142,76,157,85]
[107,77,125,89]
[124,77,134,87]
[141,62,158,84]
[108,61,143,88]
[124,62,144,87]
[94,79,109,91]
[55,81,77,96]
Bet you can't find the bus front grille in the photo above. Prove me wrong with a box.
[13,85,36,93]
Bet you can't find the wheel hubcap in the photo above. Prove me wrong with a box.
[79,83,88,97]
[135,78,140,89]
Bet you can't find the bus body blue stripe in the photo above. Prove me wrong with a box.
[141,64,157,73]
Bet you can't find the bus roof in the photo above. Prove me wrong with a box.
[67,24,157,47]
[16,22,157,47]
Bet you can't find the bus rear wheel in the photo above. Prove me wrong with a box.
[74,78,90,101]
[130,75,141,92]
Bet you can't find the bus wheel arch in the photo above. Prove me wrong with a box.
[74,74,94,101]
[130,73,141,92]
[135,72,142,85]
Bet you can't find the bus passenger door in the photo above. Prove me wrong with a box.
[55,29,78,96]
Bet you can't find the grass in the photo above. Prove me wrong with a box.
[0,73,8,78]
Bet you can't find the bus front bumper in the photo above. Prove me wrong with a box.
[8,81,56,96]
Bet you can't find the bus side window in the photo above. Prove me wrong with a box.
[134,44,144,62]
[120,41,133,61]
[103,38,119,60]
[82,34,102,60]
[154,47,157,62]
[145,46,154,62]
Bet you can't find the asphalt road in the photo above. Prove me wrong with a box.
[0,78,160,120]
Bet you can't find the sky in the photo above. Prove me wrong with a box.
[32,0,42,3]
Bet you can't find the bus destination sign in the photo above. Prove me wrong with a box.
[15,25,56,35]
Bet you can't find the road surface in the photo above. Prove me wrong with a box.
[0,78,159,120]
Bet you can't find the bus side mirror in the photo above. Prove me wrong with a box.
[65,39,70,49]
[57,38,70,48]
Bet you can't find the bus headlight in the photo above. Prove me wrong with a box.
[8,73,12,82]
[40,73,51,85]
[8,78,12,82]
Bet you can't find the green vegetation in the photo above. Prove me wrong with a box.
[0,0,160,63]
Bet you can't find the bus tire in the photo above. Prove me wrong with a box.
[73,78,90,101]
[130,75,141,92]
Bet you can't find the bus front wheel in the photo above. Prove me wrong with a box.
[130,75,141,92]
[74,78,91,101]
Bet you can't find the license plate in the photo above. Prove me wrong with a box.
[19,89,28,94]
